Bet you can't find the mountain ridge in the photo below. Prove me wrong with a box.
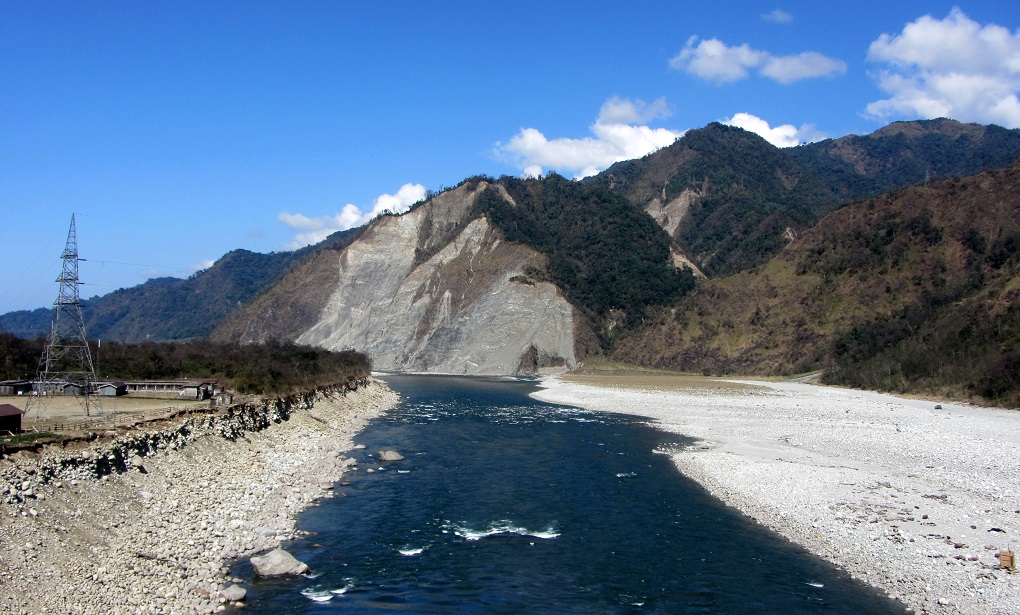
[2,119,1019,402]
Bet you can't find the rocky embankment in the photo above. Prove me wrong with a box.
[0,379,399,615]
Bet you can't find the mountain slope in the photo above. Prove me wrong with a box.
[214,182,587,374]
[612,160,1020,406]
[592,123,832,277]
[0,247,315,342]
[593,119,1020,280]
[790,118,1020,202]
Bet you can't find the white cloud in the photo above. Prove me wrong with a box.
[496,97,683,179]
[722,112,826,148]
[762,52,848,84]
[669,36,846,85]
[191,259,215,272]
[669,37,767,84]
[761,9,793,24]
[521,165,543,179]
[865,8,1020,128]
[278,183,427,249]
[597,95,672,124]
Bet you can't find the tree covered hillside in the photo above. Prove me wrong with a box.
[473,174,696,332]
[612,160,1020,407]
[0,228,361,343]
[593,119,1020,280]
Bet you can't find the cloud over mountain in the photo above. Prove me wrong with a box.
[278,183,426,249]
[670,36,847,84]
[496,97,683,179]
[865,8,1020,128]
[722,112,825,147]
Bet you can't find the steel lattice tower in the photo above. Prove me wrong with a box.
[32,215,101,417]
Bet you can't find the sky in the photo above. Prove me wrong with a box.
[2,1,1018,314]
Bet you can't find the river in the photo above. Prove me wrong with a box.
[234,375,905,614]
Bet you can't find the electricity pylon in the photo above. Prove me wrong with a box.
[29,215,101,418]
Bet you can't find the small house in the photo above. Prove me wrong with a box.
[97,381,127,397]
[62,382,84,396]
[0,404,23,434]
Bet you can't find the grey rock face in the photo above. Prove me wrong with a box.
[296,183,577,375]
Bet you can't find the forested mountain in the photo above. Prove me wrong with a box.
[2,248,301,341]
[613,160,1020,407]
[0,227,365,342]
[591,119,1020,277]
[471,175,696,326]
[789,118,1020,202]
[2,119,1018,404]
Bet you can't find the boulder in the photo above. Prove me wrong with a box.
[378,450,404,462]
[249,548,308,577]
[219,584,247,602]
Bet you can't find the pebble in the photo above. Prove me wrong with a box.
[0,380,398,614]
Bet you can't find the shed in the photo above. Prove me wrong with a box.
[0,380,32,396]
[0,404,23,434]
[97,381,127,397]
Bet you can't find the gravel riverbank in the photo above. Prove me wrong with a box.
[533,376,1020,615]
[0,379,399,615]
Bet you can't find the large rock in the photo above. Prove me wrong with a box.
[219,584,247,602]
[378,450,404,462]
[249,548,308,577]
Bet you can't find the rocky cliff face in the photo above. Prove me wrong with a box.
[218,183,579,375]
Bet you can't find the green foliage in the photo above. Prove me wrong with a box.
[2,432,58,445]
[0,334,371,396]
[824,290,1020,407]
[93,340,371,395]
[474,175,695,328]
[0,332,41,380]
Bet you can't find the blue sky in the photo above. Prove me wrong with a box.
[2,1,1018,314]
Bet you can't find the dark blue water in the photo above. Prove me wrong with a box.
[235,375,905,613]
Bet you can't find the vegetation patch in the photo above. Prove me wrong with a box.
[0,335,371,396]
[474,174,696,333]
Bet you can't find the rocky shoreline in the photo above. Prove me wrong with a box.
[0,378,399,615]
[533,376,1020,615]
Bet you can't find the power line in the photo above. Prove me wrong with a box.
[25,215,102,419]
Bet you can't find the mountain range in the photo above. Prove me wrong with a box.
[3,118,1018,406]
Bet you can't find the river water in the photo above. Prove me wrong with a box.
[236,375,905,613]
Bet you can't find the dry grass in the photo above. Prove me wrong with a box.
[565,360,761,393]
[4,395,210,427]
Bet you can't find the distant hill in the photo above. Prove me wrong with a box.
[3,248,304,342]
[789,118,1020,202]
[592,118,1020,278]
[0,228,364,342]
[612,160,1020,407]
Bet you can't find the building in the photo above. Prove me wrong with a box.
[0,380,32,396]
[0,404,23,434]
[123,379,216,400]
[96,381,127,397]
